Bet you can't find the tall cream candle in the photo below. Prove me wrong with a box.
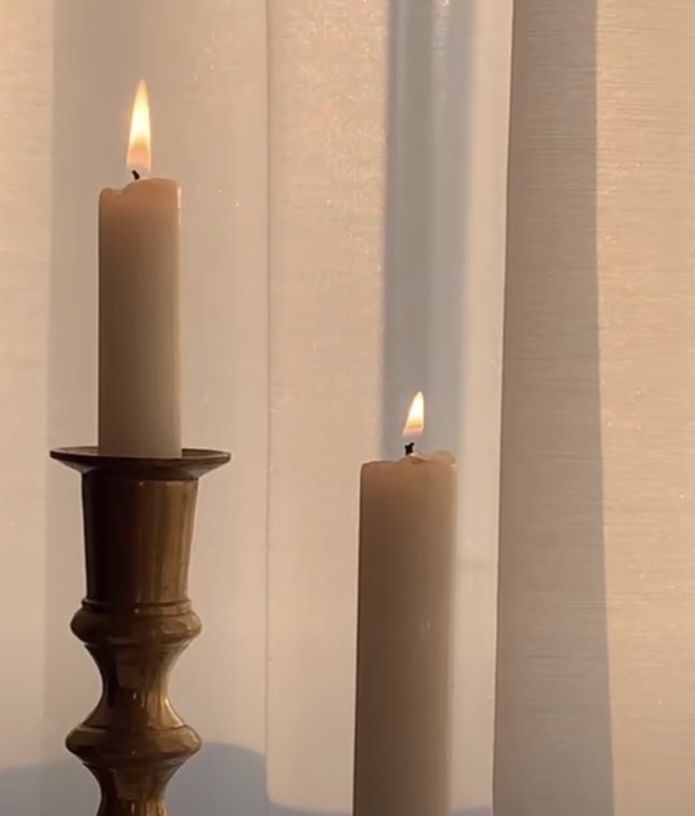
[98,80,181,458]
[353,393,456,816]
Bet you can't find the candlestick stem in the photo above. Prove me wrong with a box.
[51,447,230,816]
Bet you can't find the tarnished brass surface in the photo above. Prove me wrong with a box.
[51,447,230,816]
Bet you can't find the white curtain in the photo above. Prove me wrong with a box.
[265,2,511,813]
[0,2,692,816]
[495,2,694,815]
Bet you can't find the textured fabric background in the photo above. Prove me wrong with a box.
[496,1,694,814]
[0,5,52,816]
[0,1,690,815]
[0,2,510,814]
[265,2,512,812]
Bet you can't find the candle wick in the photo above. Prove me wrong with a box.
[404,442,415,456]
[131,170,141,181]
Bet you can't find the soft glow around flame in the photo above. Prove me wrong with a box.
[403,391,424,437]
[127,80,151,175]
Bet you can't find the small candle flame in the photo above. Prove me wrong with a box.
[402,391,424,437]
[127,80,151,176]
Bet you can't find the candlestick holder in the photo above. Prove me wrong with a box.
[50,446,230,816]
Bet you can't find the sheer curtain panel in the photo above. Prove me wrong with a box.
[0,2,692,816]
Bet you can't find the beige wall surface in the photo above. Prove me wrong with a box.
[496,1,694,814]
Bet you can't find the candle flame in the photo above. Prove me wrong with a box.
[402,392,424,437]
[127,80,151,176]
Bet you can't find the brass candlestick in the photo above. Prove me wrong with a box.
[50,446,230,816]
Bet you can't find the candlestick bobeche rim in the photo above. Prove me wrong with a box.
[50,445,231,478]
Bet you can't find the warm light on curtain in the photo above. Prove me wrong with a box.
[0,1,691,816]
[496,2,694,815]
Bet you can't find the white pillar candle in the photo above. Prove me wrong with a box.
[354,393,456,816]
[98,80,181,458]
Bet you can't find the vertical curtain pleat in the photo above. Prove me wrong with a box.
[597,1,695,812]
[496,1,694,814]
[0,2,52,815]
[495,3,614,812]
[265,2,388,811]
[386,1,512,811]
[265,2,511,813]
[443,3,512,812]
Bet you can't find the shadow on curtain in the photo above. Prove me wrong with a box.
[381,2,503,813]
[381,0,467,457]
[495,0,614,814]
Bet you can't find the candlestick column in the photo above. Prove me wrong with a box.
[50,447,229,816]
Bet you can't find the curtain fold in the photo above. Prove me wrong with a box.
[3,2,512,814]
[496,1,694,814]
[0,4,52,816]
[0,2,691,816]
[265,2,388,811]
[266,2,512,814]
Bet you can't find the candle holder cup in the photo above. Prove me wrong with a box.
[50,446,230,816]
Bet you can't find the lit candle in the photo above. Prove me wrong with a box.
[98,80,181,457]
[353,392,456,816]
